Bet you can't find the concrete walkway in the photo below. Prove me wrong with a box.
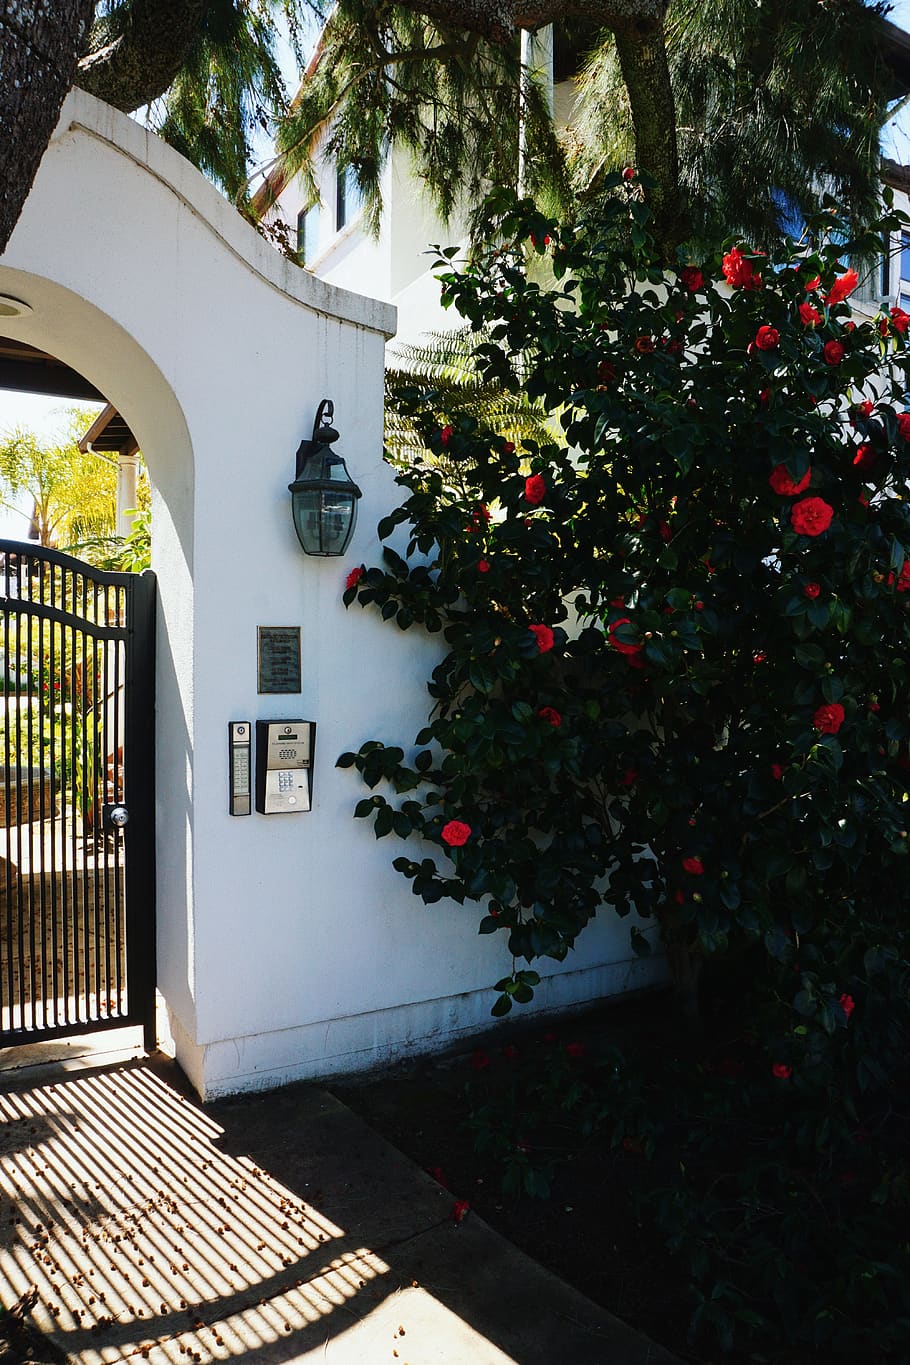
[0,1052,680,1364]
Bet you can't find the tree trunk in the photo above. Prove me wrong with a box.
[0,0,95,255]
[667,942,702,1022]
[77,0,207,114]
[612,7,685,257]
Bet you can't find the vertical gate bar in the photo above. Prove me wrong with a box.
[63,576,75,1025]
[125,570,156,1050]
[35,556,49,1026]
[79,575,90,1022]
[69,594,80,1022]
[48,563,60,1025]
[112,620,123,1013]
[13,574,25,1035]
[86,574,96,1023]
[2,588,12,1033]
[101,586,112,1017]
[91,584,101,1018]
[24,558,37,1030]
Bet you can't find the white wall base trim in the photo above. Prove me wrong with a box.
[178,955,670,1100]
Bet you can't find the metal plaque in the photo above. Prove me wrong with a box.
[257,626,301,694]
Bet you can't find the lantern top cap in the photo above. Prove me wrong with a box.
[312,398,339,446]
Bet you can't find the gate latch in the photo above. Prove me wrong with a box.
[102,804,129,832]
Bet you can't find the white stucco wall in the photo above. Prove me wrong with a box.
[0,91,662,1099]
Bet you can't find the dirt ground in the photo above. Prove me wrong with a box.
[331,989,710,1365]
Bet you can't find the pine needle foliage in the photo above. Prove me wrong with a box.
[271,3,570,235]
[573,0,896,250]
[149,0,292,200]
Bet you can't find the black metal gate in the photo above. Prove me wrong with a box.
[0,542,156,1051]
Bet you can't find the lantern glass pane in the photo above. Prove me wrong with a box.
[291,487,356,556]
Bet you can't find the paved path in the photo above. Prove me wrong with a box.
[0,1055,680,1363]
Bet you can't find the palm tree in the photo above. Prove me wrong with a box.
[0,414,120,555]
[385,327,554,465]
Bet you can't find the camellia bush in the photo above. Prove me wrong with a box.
[341,184,910,1353]
[339,183,910,1029]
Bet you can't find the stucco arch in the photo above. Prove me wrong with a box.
[0,91,660,1097]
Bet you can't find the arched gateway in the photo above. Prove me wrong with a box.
[0,91,661,1097]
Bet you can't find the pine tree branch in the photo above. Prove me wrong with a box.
[77,0,208,113]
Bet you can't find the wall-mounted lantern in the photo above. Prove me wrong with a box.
[289,399,362,556]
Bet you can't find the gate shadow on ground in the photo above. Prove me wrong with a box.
[0,1056,668,1364]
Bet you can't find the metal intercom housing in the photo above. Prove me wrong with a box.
[255,719,315,814]
[228,721,252,816]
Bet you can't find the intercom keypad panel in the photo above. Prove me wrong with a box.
[255,719,315,814]
[228,721,251,816]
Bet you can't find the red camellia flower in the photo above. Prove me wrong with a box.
[622,166,635,181]
[682,856,704,875]
[772,1063,793,1080]
[477,559,490,573]
[470,1049,490,1070]
[754,325,780,350]
[503,440,515,454]
[897,413,910,441]
[769,463,811,496]
[822,340,844,366]
[813,702,845,734]
[839,993,856,1019]
[804,581,821,598]
[853,444,877,471]
[798,302,822,327]
[634,335,656,354]
[529,623,555,653]
[890,306,910,334]
[804,275,821,291]
[597,359,616,384]
[524,473,547,505]
[791,497,834,537]
[538,706,562,727]
[621,767,638,787]
[426,1165,449,1187]
[440,424,454,445]
[502,1044,520,1060]
[825,268,858,306]
[607,617,643,655]
[857,400,874,417]
[565,1041,586,1058]
[886,562,910,593]
[758,387,770,405]
[680,265,704,292]
[723,247,758,289]
[345,565,364,590]
[771,763,784,781]
[441,819,472,847]
[451,1199,471,1223]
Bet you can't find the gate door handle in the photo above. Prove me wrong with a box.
[103,804,129,831]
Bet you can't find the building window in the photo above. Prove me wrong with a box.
[335,167,363,232]
[296,204,320,265]
[881,231,891,299]
[901,232,910,286]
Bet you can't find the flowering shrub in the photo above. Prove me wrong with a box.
[339,186,910,1044]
